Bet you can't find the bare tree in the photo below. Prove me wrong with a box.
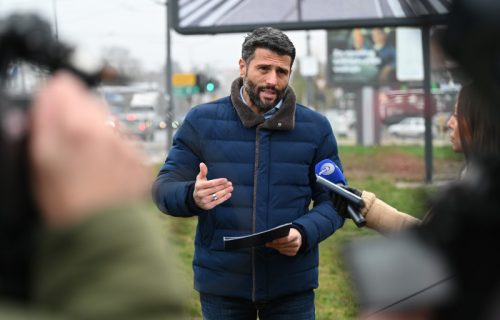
[101,46,143,80]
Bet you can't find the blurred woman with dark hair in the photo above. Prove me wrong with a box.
[448,83,500,161]
[336,83,500,233]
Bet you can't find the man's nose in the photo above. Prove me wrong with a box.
[265,71,278,86]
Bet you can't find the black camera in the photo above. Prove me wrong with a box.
[0,13,107,301]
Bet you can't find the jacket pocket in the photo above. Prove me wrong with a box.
[197,212,214,247]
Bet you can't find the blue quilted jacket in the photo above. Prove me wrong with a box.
[153,78,344,301]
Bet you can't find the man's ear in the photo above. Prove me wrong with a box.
[239,58,246,77]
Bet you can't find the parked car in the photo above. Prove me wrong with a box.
[120,113,155,141]
[387,117,429,138]
[324,109,355,138]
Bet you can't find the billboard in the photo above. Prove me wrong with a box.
[171,0,450,35]
[327,27,426,86]
[327,27,397,86]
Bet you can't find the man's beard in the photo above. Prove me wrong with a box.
[243,77,285,113]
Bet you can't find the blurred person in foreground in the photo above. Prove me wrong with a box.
[334,82,500,234]
[339,83,500,320]
[153,27,344,319]
[351,89,500,319]
[0,72,187,319]
[345,0,500,316]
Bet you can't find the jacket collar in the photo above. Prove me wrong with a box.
[230,77,296,131]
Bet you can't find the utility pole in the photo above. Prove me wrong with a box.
[52,0,59,40]
[297,0,315,106]
[165,0,174,151]
[422,25,433,184]
[305,31,314,106]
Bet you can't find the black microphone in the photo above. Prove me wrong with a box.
[315,159,366,227]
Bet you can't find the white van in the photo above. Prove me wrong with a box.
[122,92,160,141]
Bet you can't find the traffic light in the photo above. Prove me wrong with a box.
[196,73,207,93]
[196,73,218,93]
[205,78,218,93]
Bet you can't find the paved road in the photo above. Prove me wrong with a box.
[136,130,169,165]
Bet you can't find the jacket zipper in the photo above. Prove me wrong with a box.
[252,125,261,302]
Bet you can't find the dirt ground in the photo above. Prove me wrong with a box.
[341,151,464,183]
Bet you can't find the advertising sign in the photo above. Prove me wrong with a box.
[171,0,450,35]
[328,27,397,86]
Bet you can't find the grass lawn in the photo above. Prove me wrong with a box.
[151,145,464,319]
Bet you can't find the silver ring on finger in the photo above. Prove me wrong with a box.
[211,193,218,201]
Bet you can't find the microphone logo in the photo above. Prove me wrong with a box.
[319,162,335,176]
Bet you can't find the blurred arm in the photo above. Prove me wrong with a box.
[34,205,188,319]
[361,191,421,233]
[0,207,188,320]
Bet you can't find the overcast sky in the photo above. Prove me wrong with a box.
[0,0,327,72]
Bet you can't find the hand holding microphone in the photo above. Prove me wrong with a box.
[315,159,366,228]
[331,185,364,221]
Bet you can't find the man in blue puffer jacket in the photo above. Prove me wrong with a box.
[153,27,344,319]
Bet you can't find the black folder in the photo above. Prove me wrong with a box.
[223,223,293,250]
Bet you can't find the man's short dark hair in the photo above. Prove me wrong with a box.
[241,27,296,67]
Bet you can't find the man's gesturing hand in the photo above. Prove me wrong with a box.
[193,162,233,210]
[266,228,302,256]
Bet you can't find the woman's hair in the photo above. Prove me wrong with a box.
[456,83,500,161]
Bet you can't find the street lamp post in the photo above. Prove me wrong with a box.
[165,0,174,151]
[52,0,59,40]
